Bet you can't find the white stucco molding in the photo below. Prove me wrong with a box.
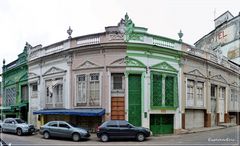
[42,66,66,77]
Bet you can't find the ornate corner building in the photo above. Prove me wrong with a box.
[1,12,240,135]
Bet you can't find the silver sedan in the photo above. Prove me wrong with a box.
[40,121,90,141]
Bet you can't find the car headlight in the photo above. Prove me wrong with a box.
[22,126,29,129]
[145,128,150,132]
[80,130,88,134]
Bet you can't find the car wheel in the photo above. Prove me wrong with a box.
[16,128,23,136]
[136,133,145,142]
[43,131,50,139]
[72,133,81,142]
[100,134,109,142]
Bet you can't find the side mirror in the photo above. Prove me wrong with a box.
[11,122,15,124]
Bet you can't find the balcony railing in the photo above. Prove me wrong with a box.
[77,36,100,46]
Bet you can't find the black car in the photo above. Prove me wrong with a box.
[96,120,151,142]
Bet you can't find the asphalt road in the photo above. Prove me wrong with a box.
[0,126,239,146]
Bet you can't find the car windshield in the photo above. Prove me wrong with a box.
[15,119,26,124]
[68,122,77,127]
[127,122,135,128]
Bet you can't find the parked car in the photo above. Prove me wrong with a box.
[96,120,151,142]
[40,121,90,142]
[0,118,35,136]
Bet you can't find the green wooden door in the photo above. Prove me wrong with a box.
[128,74,142,126]
[150,114,173,135]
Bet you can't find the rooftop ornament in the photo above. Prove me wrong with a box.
[178,29,183,42]
[67,26,73,39]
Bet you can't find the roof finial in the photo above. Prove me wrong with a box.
[3,59,5,66]
[178,29,183,42]
[67,26,73,39]
[125,13,129,21]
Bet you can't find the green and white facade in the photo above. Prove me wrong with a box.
[124,14,182,134]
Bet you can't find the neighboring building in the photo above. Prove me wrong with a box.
[181,43,240,129]
[192,11,240,126]
[0,81,2,120]
[28,42,72,129]
[1,44,30,121]
[195,11,240,65]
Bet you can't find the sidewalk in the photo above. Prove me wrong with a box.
[178,123,237,134]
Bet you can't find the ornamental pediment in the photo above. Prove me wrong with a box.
[150,62,177,72]
[5,80,15,86]
[19,73,28,82]
[43,67,66,76]
[28,72,39,79]
[187,69,206,77]
[231,81,239,86]
[76,61,99,69]
[110,56,145,67]
[211,74,227,84]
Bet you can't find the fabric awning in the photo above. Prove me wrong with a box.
[33,108,105,116]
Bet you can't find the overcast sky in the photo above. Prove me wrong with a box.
[0,0,239,74]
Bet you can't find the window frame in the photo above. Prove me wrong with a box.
[111,73,125,91]
[75,73,101,107]
[150,71,178,109]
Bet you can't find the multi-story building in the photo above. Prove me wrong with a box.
[1,43,30,121]
[193,11,240,126]
[181,43,240,129]
[195,11,240,65]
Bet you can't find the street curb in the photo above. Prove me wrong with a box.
[178,125,238,135]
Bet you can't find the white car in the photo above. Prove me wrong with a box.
[1,118,35,136]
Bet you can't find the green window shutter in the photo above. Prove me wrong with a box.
[174,77,178,107]
[165,76,174,106]
[152,74,162,107]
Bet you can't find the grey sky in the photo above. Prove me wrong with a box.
[0,0,239,73]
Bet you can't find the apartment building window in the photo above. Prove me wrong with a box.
[151,72,178,108]
[32,84,38,91]
[186,80,194,106]
[46,81,53,104]
[55,84,63,103]
[21,85,28,101]
[30,83,38,98]
[186,80,204,107]
[45,78,63,105]
[220,87,226,99]
[152,74,162,107]
[196,82,204,107]
[111,73,125,92]
[5,87,16,106]
[76,73,100,106]
[230,89,237,109]
[77,75,87,103]
[165,76,174,106]
[89,73,100,106]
